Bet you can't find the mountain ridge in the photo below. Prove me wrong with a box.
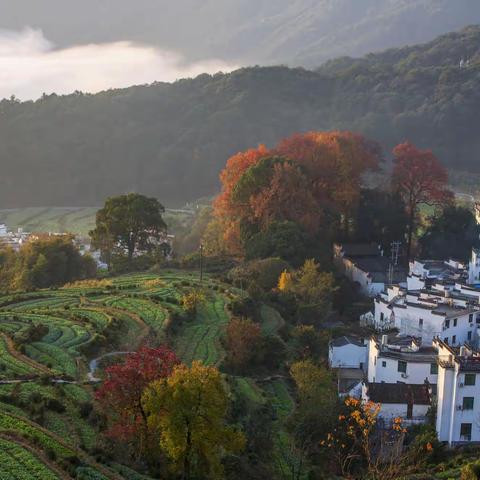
[0,25,479,207]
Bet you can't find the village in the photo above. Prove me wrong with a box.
[329,203,480,446]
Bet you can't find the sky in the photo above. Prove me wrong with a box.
[0,28,237,100]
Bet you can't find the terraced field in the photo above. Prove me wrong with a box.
[0,270,254,478]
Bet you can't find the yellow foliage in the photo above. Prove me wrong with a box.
[143,278,166,289]
[62,278,112,289]
[278,270,293,291]
[181,290,206,314]
[143,361,245,479]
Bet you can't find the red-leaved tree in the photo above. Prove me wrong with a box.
[392,142,453,260]
[95,346,179,448]
[213,131,380,255]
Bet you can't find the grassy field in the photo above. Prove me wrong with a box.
[0,207,195,236]
[0,269,290,478]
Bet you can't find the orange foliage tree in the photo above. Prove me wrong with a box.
[323,397,408,479]
[224,317,262,373]
[214,131,380,255]
[391,142,453,260]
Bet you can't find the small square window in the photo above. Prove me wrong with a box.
[463,397,474,410]
[398,360,407,373]
[430,363,438,375]
[454,318,458,327]
[445,320,450,329]
[465,374,476,386]
[382,361,386,367]
[460,423,472,441]
[453,335,457,344]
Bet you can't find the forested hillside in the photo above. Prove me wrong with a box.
[1,25,479,207]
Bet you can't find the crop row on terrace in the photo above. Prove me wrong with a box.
[0,437,60,480]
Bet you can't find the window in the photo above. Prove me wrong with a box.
[445,320,450,329]
[453,335,457,344]
[419,318,424,328]
[444,337,449,344]
[465,374,476,386]
[476,315,480,324]
[454,318,458,327]
[430,363,438,375]
[398,360,407,373]
[468,331,472,341]
[382,361,386,367]
[380,312,384,322]
[460,423,472,441]
[469,313,474,323]
[463,397,474,410]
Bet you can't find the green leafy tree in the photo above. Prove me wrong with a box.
[419,205,480,260]
[4,235,96,290]
[280,259,337,324]
[90,193,167,263]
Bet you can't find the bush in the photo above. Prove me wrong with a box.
[228,258,291,292]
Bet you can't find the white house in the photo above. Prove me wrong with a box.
[468,248,480,285]
[367,335,438,386]
[329,335,367,370]
[334,243,406,297]
[329,336,367,396]
[435,339,480,445]
[362,382,431,425]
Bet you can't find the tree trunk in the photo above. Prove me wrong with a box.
[182,423,192,480]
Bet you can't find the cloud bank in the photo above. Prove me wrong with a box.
[0,28,238,100]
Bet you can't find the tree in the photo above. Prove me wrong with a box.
[351,189,408,252]
[214,132,380,256]
[419,205,480,260]
[276,131,381,234]
[323,397,410,479]
[391,142,453,260]
[224,318,262,373]
[143,361,245,480]
[280,259,337,325]
[5,235,96,290]
[90,193,167,263]
[288,360,337,477]
[181,290,206,317]
[244,221,316,267]
[95,346,179,448]
[290,325,329,361]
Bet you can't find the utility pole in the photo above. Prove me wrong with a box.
[391,241,401,266]
[199,243,204,284]
[388,241,401,285]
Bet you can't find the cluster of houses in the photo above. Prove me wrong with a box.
[0,223,31,251]
[330,244,480,445]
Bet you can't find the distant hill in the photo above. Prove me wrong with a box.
[0,25,480,207]
[2,0,480,67]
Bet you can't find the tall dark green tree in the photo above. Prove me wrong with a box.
[420,205,480,261]
[90,193,167,262]
[351,188,408,252]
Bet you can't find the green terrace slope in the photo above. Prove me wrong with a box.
[0,270,294,478]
